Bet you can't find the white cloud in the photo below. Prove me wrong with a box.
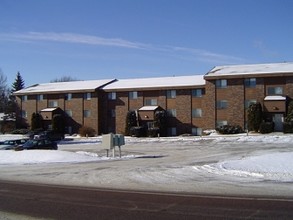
[0,31,245,65]
[171,46,245,64]
[0,32,148,49]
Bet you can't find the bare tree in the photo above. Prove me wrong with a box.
[0,69,8,112]
[50,76,78,83]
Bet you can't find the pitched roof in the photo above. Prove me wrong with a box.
[205,62,293,79]
[102,75,205,91]
[13,79,116,95]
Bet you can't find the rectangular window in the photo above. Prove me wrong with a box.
[22,95,28,101]
[168,127,177,136]
[244,78,256,88]
[217,120,228,127]
[192,128,202,136]
[192,109,202,118]
[108,92,116,100]
[21,110,27,118]
[109,109,115,118]
[267,86,283,95]
[145,98,157,106]
[84,110,91,118]
[48,100,58,107]
[129,91,138,100]
[65,93,72,100]
[37,94,44,101]
[84,92,91,100]
[192,89,203,97]
[65,110,72,117]
[167,90,176,99]
[167,109,177,117]
[216,100,228,109]
[216,79,227,88]
[245,99,257,109]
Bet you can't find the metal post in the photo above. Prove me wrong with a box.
[118,146,121,158]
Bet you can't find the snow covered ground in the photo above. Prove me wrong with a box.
[0,133,293,197]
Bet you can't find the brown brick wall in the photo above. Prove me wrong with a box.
[202,81,216,129]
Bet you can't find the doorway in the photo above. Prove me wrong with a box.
[273,114,284,132]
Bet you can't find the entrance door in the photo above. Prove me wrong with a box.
[273,114,284,132]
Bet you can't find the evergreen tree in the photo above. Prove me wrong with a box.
[154,110,167,136]
[52,114,65,134]
[31,112,43,131]
[125,110,137,135]
[285,101,293,122]
[11,72,25,92]
[247,102,263,132]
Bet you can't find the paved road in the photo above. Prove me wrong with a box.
[0,180,293,220]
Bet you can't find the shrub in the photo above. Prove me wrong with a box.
[129,126,147,137]
[78,126,96,137]
[216,125,244,134]
[11,129,30,134]
[259,122,274,134]
[283,121,293,133]
[147,127,160,137]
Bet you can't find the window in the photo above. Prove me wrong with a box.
[192,128,202,136]
[22,95,28,101]
[21,110,27,118]
[84,92,91,100]
[147,122,155,129]
[84,110,91,118]
[245,78,256,88]
[167,90,176,99]
[37,94,44,101]
[129,91,138,100]
[65,93,72,100]
[65,110,72,117]
[192,109,202,118]
[268,86,283,95]
[216,79,227,88]
[48,100,58,107]
[192,89,204,97]
[245,99,257,109]
[108,92,116,100]
[217,120,228,127]
[168,127,177,136]
[216,100,228,109]
[167,109,177,117]
[109,109,116,118]
[145,98,157,106]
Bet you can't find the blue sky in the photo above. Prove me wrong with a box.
[0,0,293,87]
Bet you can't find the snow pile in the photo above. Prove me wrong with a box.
[194,152,293,182]
[0,150,137,165]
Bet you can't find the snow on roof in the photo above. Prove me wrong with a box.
[264,96,287,101]
[40,108,58,112]
[139,106,160,111]
[103,75,205,91]
[14,79,116,95]
[205,62,293,78]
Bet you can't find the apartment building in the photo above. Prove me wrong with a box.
[101,75,205,136]
[204,62,293,131]
[14,79,116,134]
[13,62,293,135]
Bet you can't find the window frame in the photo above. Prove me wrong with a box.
[216,79,227,88]
[129,91,138,100]
[167,90,176,99]
[244,78,256,88]
[216,100,228,109]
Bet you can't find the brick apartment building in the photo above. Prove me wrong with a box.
[14,62,293,135]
